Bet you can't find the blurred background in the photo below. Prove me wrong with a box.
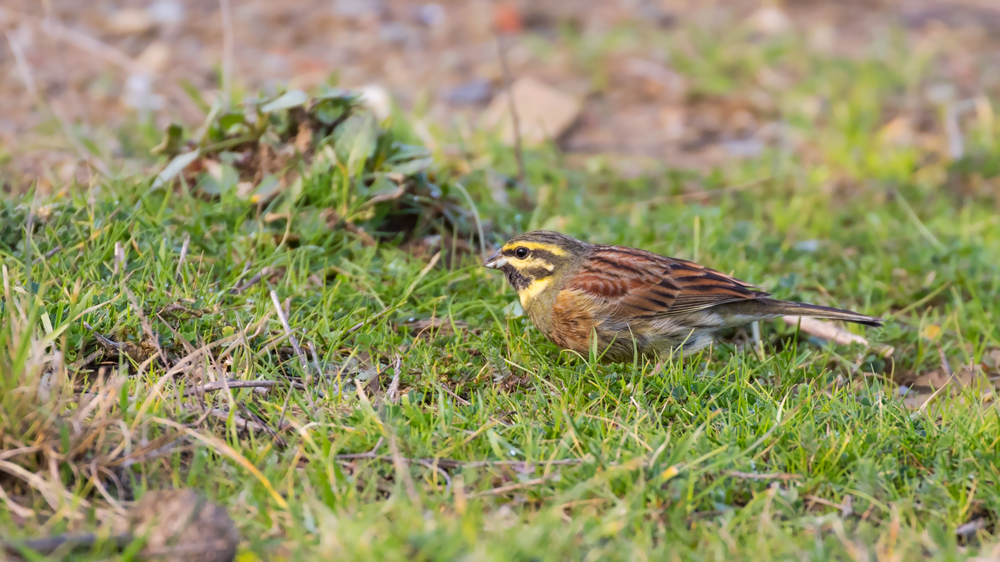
[2,5,999,555]
[2,0,999,193]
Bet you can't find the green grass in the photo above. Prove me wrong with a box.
[2,17,1000,562]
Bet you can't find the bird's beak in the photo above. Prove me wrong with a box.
[483,250,506,269]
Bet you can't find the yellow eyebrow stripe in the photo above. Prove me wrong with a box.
[503,241,566,255]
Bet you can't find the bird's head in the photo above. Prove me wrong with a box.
[483,230,589,306]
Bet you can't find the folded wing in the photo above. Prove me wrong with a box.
[566,245,769,318]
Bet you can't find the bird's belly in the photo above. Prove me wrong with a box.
[551,318,716,362]
[545,290,723,362]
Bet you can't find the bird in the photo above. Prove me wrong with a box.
[483,230,882,362]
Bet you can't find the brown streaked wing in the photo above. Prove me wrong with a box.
[568,245,769,317]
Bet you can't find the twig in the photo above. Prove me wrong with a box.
[230,268,266,294]
[387,433,422,507]
[727,471,801,481]
[38,16,147,75]
[495,33,525,186]
[4,29,36,97]
[125,287,168,370]
[306,342,327,391]
[365,437,384,456]
[83,321,123,351]
[218,0,234,108]
[0,483,34,518]
[31,245,62,265]
[119,436,189,468]
[956,518,986,538]
[344,251,441,337]
[750,320,763,359]
[182,378,303,398]
[804,494,846,511]
[944,102,964,159]
[269,291,309,373]
[384,354,401,406]
[451,181,487,259]
[469,474,558,498]
[2,534,133,558]
[4,29,111,177]
[153,417,289,509]
[128,332,244,430]
[176,233,190,279]
[910,366,959,419]
[345,306,397,336]
[113,241,125,275]
[335,453,585,470]
[937,346,954,378]
[615,177,771,213]
[893,187,945,252]
[0,460,103,516]
[270,290,313,414]
[238,403,285,445]
[178,404,281,435]
[439,384,472,407]
[417,460,452,494]
[68,350,104,372]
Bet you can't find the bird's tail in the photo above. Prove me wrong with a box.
[754,298,883,328]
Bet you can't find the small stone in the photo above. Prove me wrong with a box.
[481,77,582,146]
[123,74,165,111]
[879,116,914,146]
[334,0,386,19]
[137,41,171,73]
[380,22,419,46]
[748,5,791,35]
[722,138,764,159]
[108,8,154,34]
[358,85,392,121]
[147,0,184,26]
[624,58,686,101]
[659,106,686,141]
[794,239,820,252]
[417,4,447,27]
[442,79,492,106]
[926,82,956,104]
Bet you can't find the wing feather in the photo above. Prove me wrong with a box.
[566,245,768,318]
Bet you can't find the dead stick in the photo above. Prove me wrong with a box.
[727,471,801,481]
[270,290,313,420]
[495,33,526,186]
[182,379,303,398]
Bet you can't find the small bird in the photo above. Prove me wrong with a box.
[483,230,882,362]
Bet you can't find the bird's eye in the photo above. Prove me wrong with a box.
[514,247,529,259]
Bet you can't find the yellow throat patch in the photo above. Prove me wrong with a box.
[517,277,552,308]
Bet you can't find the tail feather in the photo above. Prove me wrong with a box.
[757,298,883,328]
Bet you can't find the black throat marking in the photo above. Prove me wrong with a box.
[502,265,532,291]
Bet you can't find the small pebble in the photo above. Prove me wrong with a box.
[442,79,492,106]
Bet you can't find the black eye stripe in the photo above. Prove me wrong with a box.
[524,267,553,279]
